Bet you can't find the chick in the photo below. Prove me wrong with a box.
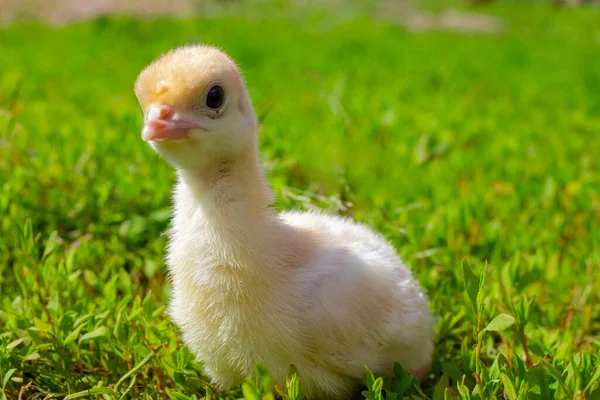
[134,45,434,399]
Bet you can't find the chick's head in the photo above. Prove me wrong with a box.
[134,45,257,170]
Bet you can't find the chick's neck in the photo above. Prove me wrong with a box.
[173,139,316,276]
[177,142,275,219]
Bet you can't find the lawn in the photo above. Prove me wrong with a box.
[1,1,599,399]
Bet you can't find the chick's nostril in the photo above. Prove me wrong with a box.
[158,105,173,120]
[147,104,175,121]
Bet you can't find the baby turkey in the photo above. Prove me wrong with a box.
[134,45,434,399]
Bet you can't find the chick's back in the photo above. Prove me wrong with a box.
[280,211,434,380]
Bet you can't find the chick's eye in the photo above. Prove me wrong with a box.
[206,85,225,109]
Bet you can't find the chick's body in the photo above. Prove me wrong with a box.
[135,45,434,399]
[168,170,433,399]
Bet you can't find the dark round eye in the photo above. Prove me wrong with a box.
[206,85,225,109]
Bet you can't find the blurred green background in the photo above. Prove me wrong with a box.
[1,0,599,399]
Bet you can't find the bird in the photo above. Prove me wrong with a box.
[134,45,434,399]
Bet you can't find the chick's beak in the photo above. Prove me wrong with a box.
[142,104,199,142]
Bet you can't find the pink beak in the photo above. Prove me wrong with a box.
[142,104,199,141]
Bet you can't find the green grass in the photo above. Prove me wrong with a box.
[1,2,600,399]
